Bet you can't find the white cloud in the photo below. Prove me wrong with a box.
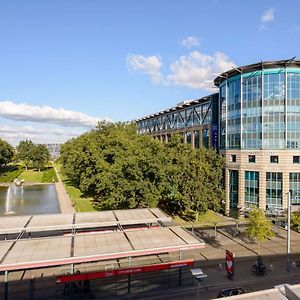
[166,51,235,91]
[127,54,163,83]
[0,101,111,127]
[0,125,86,146]
[261,8,274,23]
[181,36,200,48]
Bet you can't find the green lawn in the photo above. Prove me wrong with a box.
[18,170,44,183]
[0,165,24,182]
[173,210,232,227]
[54,163,96,212]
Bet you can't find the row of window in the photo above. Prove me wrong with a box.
[229,170,300,212]
[221,72,300,150]
[230,155,300,164]
[153,128,210,148]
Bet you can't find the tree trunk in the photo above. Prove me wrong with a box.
[195,211,199,222]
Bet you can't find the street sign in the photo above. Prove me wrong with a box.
[225,250,235,279]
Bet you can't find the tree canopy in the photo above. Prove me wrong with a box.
[291,209,300,232]
[16,140,50,171]
[0,139,14,166]
[246,208,274,255]
[60,122,225,217]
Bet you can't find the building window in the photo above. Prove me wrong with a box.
[270,156,279,163]
[167,134,171,142]
[245,171,259,208]
[193,130,200,148]
[202,128,209,148]
[229,170,239,211]
[231,155,236,162]
[266,172,282,212]
[186,131,192,144]
[290,173,300,204]
[180,132,185,143]
[293,156,300,164]
[248,155,256,163]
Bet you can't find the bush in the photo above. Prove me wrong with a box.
[41,167,58,183]
[0,165,25,182]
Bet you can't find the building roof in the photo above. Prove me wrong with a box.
[214,58,300,86]
[0,208,205,272]
[135,93,217,122]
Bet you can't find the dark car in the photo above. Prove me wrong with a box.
[217,287,246,298]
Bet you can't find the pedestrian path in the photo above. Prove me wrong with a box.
[53,165,75,214]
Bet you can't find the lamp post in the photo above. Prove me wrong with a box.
[286,191,291,272]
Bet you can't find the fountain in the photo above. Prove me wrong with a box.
[0,182,59,216]
[4,186,14,215]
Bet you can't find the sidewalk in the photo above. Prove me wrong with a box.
[53,165,75,214]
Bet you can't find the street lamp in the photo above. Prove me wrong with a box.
[286,191,291,272]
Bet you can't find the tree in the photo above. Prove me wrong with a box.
[159,135,224,220]
[60,122,225,215]
[60,122,167,210]
[0,139,14,166]
[247,208,274,255]
[291,210,300,232]
[31,144,50,171]
[16,140,50,171]
[16,140,34,170]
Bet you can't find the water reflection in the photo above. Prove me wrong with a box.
[0,184,59,216]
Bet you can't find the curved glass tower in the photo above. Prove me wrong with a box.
[215,59,300,216]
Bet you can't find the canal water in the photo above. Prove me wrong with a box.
[0,184,60,216]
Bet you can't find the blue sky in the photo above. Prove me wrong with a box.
[0,0,300,145]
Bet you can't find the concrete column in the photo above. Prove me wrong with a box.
[199,128,203,148]
[225,168,230,216]
[259,170,266,211]
[191,130,195,149]
[183,131,187,144]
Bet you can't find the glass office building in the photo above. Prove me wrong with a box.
[136,93,219,149]
[137,59,300,216]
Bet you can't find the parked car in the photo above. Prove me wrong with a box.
[217,287,246,298]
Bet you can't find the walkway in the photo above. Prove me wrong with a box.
[53,165,75,214]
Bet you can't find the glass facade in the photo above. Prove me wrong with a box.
[202,128,209,148]
[219,69,300,150]
[137,98,215,134]
[263,72,285,149]
[287,73,300,148]
[266,172,282,210]
[227,79,241,149]
[220,85,226,148]
[243,75,262,149]
[290,173,300,204]
[244,171,259,208]
[229,170,238,210]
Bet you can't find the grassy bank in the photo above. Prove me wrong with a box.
[54,163,96,212]
[0,165,25,182]
[17,167,58,183]
[173,210,232,227]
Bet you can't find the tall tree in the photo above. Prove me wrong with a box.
[31,144,51,171]
[247,208,274,255]
[60,122,225,216]
[17,140,35,170]
[16,140,50,170]
[0,139,14,166]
